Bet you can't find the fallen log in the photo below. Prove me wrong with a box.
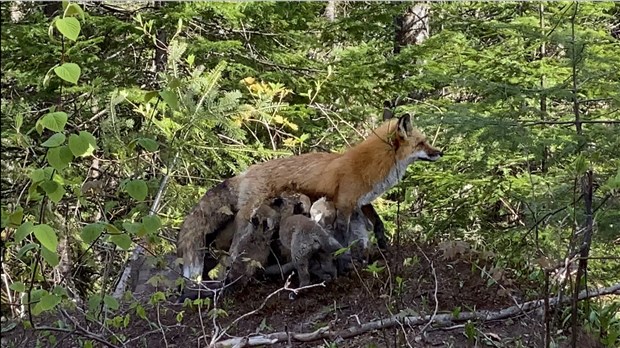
[214,282,619,348]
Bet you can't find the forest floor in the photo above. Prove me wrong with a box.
[1,242,605,348]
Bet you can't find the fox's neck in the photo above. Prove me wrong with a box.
[357,153,414,206]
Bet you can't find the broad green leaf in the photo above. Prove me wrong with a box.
[42,133,66,147]
[52,286,68,297]
[46,145,74,171]
[103,295,120,311]
[8,207,23,228]
[37,294,61,313]
[81,223,105,244]
[55,17,80,41]
[39,112,68,132]
[159,90,179,111]
[40,180,59,195]
[33,224,58,252]
[68,131,97,157]
[17,243,38,259]
[144,91,159,103]
[41,246,59,267]
[125,180,148,201]
[9,282,26,293]
[137,138,159,152]
[48,184,65,203]
[109,234,132,250]
[54,63,81,84]
[30,169,46,184]
[104,223,121,235]
[1,321,16,333]
[122,222,144,236]
[15,221,35,243]
[142,215,161,234]
[64,3,85,20]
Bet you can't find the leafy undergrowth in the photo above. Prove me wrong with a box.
[1,242,608,348]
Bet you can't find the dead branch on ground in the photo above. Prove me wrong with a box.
[213,282,619,348]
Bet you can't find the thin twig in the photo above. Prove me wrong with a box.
[213,283,620,348]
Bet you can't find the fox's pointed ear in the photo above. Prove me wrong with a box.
[397,113,413,138]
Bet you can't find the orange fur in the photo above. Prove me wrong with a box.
[179,114,442,280]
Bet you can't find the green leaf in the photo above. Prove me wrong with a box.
[81,223,105,244]
[142,215,161,234]
[122,222,144,236]
[30,169,46,184]
[33,224,58,252]
[39,112,68,132]
[125,180,148,201]
[52,286,68,297]
[42,133,66,147]
[64,3,85,21]
[104,223,121,235]
[9,282,26,293]
[54,63,81,84]
[574,155,588,175]
[46,145,74,171]
[17,243,38,259]
[15,221,35,243]
[109,234,132,250]
[144,91,159,103]
[159,90,179,111]
[40,180,65,203]
[0,321,16,333]
[38,294,61,312]
[15,114,23,131]
[40,180,59,195]
[137,138,159,152]
[48,185,65,203]
[55,17,81,41]
[8,207,24,228]
[103,295,120,311]
[68,131,97,157]
[41,246,59,267]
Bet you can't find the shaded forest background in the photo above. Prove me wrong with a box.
[1,1,619,347]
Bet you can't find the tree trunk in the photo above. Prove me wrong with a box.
[151,1,168,74]
[393,3,430,54]
[392,3,431,105]
[10,1,24,23]
[325,0,337,22]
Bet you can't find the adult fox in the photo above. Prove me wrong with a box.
[178,112,443,281]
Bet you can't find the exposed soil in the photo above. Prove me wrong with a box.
[0,242,606,348]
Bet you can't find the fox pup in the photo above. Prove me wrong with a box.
[205,191,311,281]
[265,197,345,284]
[276,214,345,287]
[178,112,442,283]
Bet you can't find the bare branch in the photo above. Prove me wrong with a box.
[213,283,620,347]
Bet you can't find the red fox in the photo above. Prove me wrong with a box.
[178,113,442,282]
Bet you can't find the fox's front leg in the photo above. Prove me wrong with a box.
[334,206,353,275]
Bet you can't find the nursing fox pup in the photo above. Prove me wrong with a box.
[267,197,346,286]
[177,113,443,281]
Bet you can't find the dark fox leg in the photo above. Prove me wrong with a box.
[361,204,387,250]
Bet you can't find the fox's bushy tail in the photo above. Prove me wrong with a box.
[177,177,240,279]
